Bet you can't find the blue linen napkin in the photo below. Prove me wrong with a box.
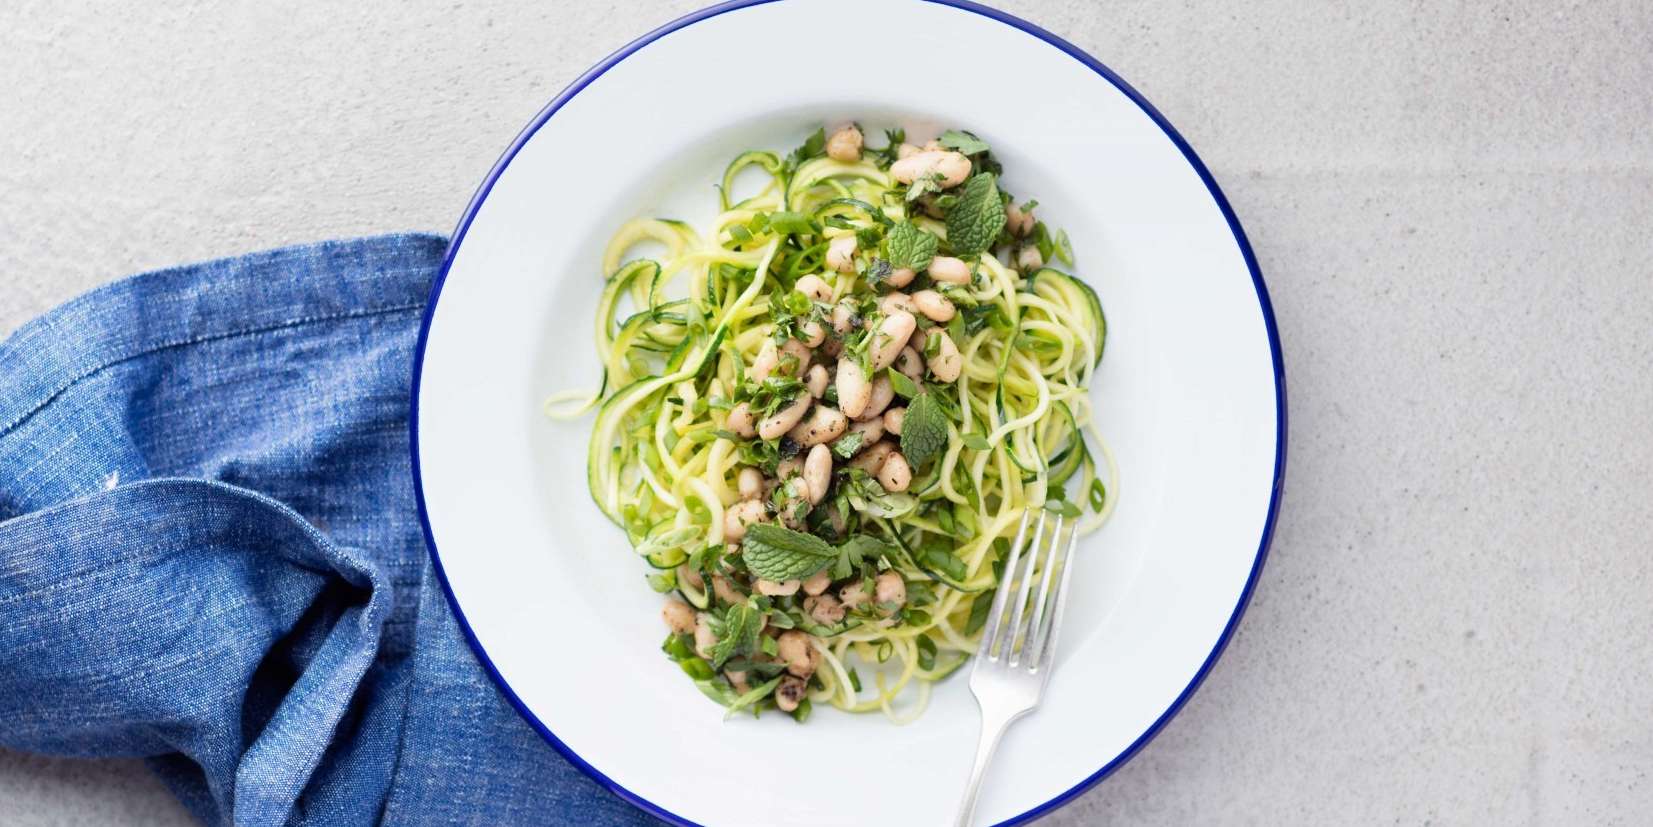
[0,234,657,826]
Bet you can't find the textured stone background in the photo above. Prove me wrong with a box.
[2,1,1651,824]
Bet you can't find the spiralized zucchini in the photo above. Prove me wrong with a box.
[549,125,1116,723]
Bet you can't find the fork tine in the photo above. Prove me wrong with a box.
[1022,515,1066,667]
[1035,519,1082,674]
[1004,514,1052,667]
[975,510,1031,661]
[1025,514,1078,669]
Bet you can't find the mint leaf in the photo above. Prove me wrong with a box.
[743,524,836,581]
[944,173,1007,257]
[831,430,866,459]
[884,221,938,270]
[709,601,764,669]
[900,389,949,468]
[938,129,989,155]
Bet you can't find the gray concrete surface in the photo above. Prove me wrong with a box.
[2,1,1650,824]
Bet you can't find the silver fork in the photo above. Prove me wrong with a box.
[953,510,1081,827]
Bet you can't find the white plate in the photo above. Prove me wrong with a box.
[411,1,1285,825]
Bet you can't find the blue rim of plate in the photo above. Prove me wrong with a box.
[409,0,1288,824]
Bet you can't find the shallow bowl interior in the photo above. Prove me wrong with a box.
[413,2,1283,825]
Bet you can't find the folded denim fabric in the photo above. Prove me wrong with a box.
[0,235,656,826]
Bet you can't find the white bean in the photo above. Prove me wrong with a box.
[737,466,763,499]
[757,578,801,597]
[776,455,804,481]
[896,142,921,160]
[694,613,717,658]
[894,347,925,383]
[800,320,827,348]
[875,570,907,607]
[927,256,971,285]
[726,402,757,438]
[806,364,829,398]
[757,395,811,440]
[860,375,894,421]
[912,289,955,322]
[835,357,871,418]
[1016,245,1044,272]
[825,125,863,162]
[780,337,812,377]
[830,301,857,336]
[803,443,832,505]
[788,405,847,447]
[1006,201,1035,236]
[848,440,895,475]
[723,499,766,540]
[887,267,915,288]
[795,274,832,303]
[929,330,962,382]
[839,580,869,608]
[802,569,833,596]
[726,670,750,693]
[889,150,971,188]
[712,573,744,604]
[826,235,857,274]
[870,311,917,371]
[805,594,846,625]
[877,451,912,492]
[750,339,779,382]
[775,675,808,712]
[847,416,883,447]
[662,599,696,634]
[777,630,820,677]
[879,291,917,316]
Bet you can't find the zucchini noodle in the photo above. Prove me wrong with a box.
[549,125,1117,723]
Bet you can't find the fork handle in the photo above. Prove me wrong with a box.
[954,710,1015,827]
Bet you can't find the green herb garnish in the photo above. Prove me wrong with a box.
[944,173,1007,257]
[709,600,766,669]
[831,430,866,459]
[937,129,990,155]
[884,221,938,271]
[832,534,891,579]
[886,368,918,399]
[742,524,836,580]
[783,128,827,172]
[899,389,948,468]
